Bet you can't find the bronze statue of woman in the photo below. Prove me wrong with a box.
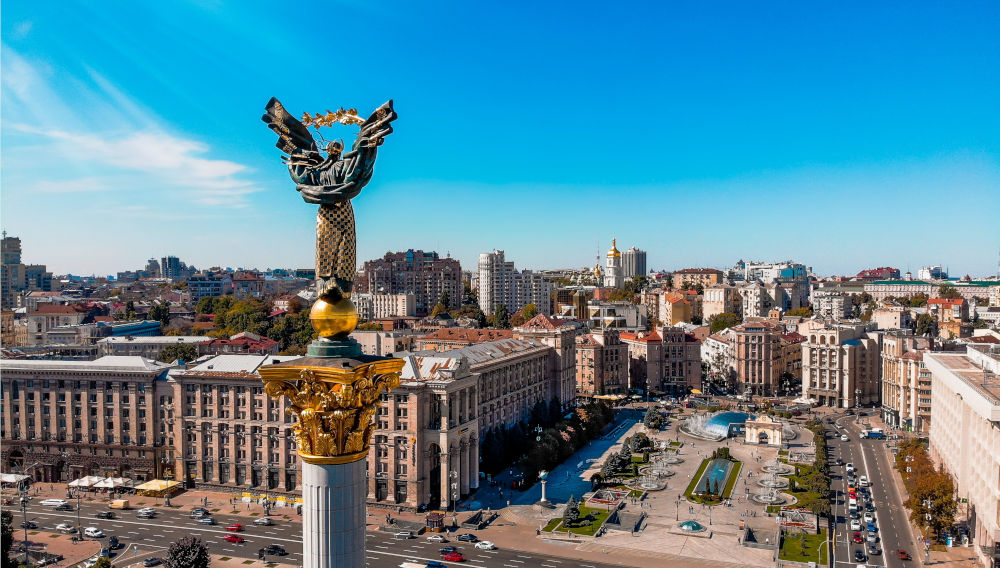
[262,98,396,338]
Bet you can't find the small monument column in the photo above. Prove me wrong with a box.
[259,98,400,568]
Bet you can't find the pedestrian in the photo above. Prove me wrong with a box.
[247,503,250,511]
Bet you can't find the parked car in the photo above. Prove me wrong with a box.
[441,551,465,562]
[426,534,448,543]
[99,548,111,558]
[55,523,76,533]
[867,522,878,533]
[225,523,244,532]
[95,511,114,519]
[841,435,849,442]
[850,520,861,531]
[845,463,855,473]
[456,533,478,543]
[863,512,874,523]
[137,508,155,515]
[223,534,245,544]
[868,544,881,556]
[475,541,497,550]
[425,562,445,568]
[84,527,105,538]
[198,517,216,525]
[142,558,162,567]
[259,545,287,556]
[854,549,866,562]
[852,532,863,544]
[39,499,68,507]
[253,517,273,526]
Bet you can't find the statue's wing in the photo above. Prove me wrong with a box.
[358,100,397,147]
[262,97,318,155]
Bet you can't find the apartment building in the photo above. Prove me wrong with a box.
[621,330,663,394]
[730,320,783,396]
[801,322,881,408]
[871,306,913,331]
[98,336,214,359]
[354,293,416,321]
[703,285,741,321]
[812,291,853,319]
[671,268,724,290]
[659,326,703,395]
[512,314,582,408]
[925,346,1000,567]
[880,331,933,432]
[477,250,552,316]
[927,298,971,339]
[622,247,647,280]
[355,250,463,317]
[576,330,628,397]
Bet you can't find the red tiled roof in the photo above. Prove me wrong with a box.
[31,304,91,315]
[901,351,925,360]
[93,316,115,323]
[419,328,513,343]
[673,268,723,275]
[620,330,662,343]
[519,314,562,330]
[967,336,1000,344]
[928,299,964,306]
[781,332,806,344]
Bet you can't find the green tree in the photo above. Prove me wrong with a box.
[938,284,962,300]
[438,291,451,311]
[195,296,215,314]
[148,303,171,325]
[522,303,540,321]
[125,300,136,321]
[786,307,813,317]
[92,558,113,568]
[158,343,199,363]
[916,313,937,337]
[430,303,449,317]
[492,304,510,329]
[563,496,580,526]
[643,406,665,430]
[166,536,210,568]
[708,312,742,333]
[1,510,13,568]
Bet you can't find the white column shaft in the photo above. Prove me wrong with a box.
[302,459,366,568]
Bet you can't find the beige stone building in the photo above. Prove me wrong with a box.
[621,330,663,394]
[927,298,971,339]
[801,322,881,408]
[1,357,171,482]
[660,326,703,394]
[871,306,913,330]
[414,328,514,352]
[703,285,740,321]
[880,331,933,432]
[350,329,416,356]
[671,268,724,290]
[925,346,1000,566]
[98,335,214,359]
[730,320,784,396]
[512,314,581,409]
[354,292,416,321]
[662,295,692,325]
[576,330,628,397]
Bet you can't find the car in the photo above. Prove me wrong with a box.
[867,532,878,545]
[95,511,114,519]
[898,549,912,561]
[20,521,37,529]
[55,523,76,533]
[142,559,163,567]
[852,532,863,544]
[439,546,458,554]
[868,545,881,556]
[223,534,245,543]
[108,536,121,549]
[865,502,876,512]
[836,458,843,465]
[137,508,155,515]
[846,463,855,473]
[456,533,478,542]
[475,541,497,550]
[99,548,111,558]
[859,475,869,487]
[55,503,74,511]
[425,563,445,568]
[841,435,849,442]
[259,544,287,556]
[253,517,273,526]
[854,549,867,562]
[441,551,465,562]
[84,527,105,538]
[849,511,860,520]
[867,522,878,533]
[225,523,244,532]
[863,512,874,523]
[198,517,216,525]
[426,534,448,542]
[190,508,210,518]
[136,512,155,519]
[39,499,68,507]
[850,520,861,531]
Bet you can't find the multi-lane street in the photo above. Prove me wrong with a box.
[18,499,626,568]
[828,413,920,568]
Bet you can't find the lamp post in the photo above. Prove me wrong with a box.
[449,470,459,514]
[854,388,862,423]
[19,486,31,568]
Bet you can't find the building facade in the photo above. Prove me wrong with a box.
[477,250,553,316]
[604,240,624,289]
[354,293,417,321]
[512,314,581,408]
[671,268,724,290]
[880,332,933,432]
[924,346,1000,567]
[812,291,853,319]
[703,285,741,322]
[98,336,214,359]
[576,330,628,397]
[622,247,647,280]
[927,298,971,339]
[1,357,171,483]
[730,320,783,396]
[186,273,233,303]
[355,250,462,317]
[801,322,881,408]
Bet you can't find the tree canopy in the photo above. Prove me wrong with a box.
[938,284,962,300]
[166,536,210,568]
[158,343,199,363]
[491,304,510,329]
[915,313,937,337]
[708,312,742,332]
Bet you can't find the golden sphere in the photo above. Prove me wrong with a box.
[310,296,358,339]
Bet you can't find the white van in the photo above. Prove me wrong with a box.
[393,531,413,540]
[859,475,869,487]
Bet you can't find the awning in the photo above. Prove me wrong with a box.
[690,389,703,394]
[68,476,106,488]
[94,477,132,489]
[0,473,30,484]
[133,479,181,493]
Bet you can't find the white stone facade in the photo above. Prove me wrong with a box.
[477,250,553,316]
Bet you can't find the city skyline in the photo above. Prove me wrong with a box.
[2,1,999,277]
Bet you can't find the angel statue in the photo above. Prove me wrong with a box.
[261,98,397,302]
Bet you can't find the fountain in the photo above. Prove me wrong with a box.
[650,457,676,478]
[756,472,789,489]
[679,520,707,533]
[633,456,672,491]
[761,458,793,475]
[749,486,787,505]
[659,453,683,464]
[681,411,749,441]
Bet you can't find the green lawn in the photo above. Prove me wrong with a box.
[721,461,742,498]
[683,458,711,497]
[778,529,828,565]
[542,506,612,536]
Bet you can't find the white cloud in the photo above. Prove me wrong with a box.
[12,22,33,39]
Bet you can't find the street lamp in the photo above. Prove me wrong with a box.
[449,470,459,514]
[19,486,31,568]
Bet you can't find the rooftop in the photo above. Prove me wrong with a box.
[926,351,1000,408]
[181,354,301,376]
[98,335,213,344]
[419,328,513,343]
[1,356,170,373]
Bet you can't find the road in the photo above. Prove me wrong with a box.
[827,413,920,568]
[19,499,625,568]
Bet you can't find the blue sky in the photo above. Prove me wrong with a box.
[2,1,998,278]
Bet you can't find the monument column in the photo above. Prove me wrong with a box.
[301,460,366,567]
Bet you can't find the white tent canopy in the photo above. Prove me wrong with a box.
[68,476,105,488]
[0,473,30,484]
[93,477,131,489]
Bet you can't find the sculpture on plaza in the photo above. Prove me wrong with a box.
[262,98,397,338]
